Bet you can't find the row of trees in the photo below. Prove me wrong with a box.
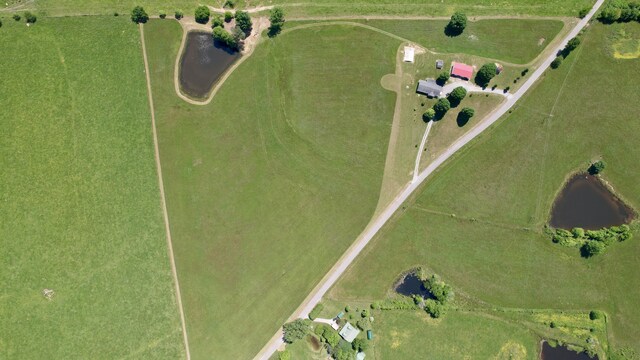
[598,1,640,23]
[551,224,632,257]
[551,37,581,69]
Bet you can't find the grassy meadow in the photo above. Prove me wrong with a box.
[144,20,399,358]
[330,21,640,355]
[0,17,185,358]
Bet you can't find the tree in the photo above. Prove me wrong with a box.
[424,274,454,303]
[159,10,166,19]
[436,71,450,86]
[433,98,451,118]
[550,56,563,69]
[448,86,467,106]
[277,349,291,360]
[268,7,285,37]
[194,5,210,24]
[13,14,21,21]
[475,63,497,87]
[578,7,590,18]
[561,37,581,57]
[235,10,253,34]
[130,6,148,24]
[457,107,475,126]
[223,0,236,8]
[599,6,621,23]
[446,12,467,35]
[321,327,340,347]
[175,10,183,20]
[212,26,238,50]
[588,160,606,175]
[423,108,436,122]
[0,19,2,28]
[424,299,445,318]
[352,338,368,352]
[581,240,606,258]
[24,11,37,24]
[589,310,604,320]
[232,26,246,50]
[212,15,224,28]
[282,319,310,343]
[224,11,234,22]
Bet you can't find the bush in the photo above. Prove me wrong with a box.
[550,321,557,328]
[212,15,224,28]
[345,305,351,312]
[581,240,606,258]
[361,309,369,318]
[212,26,238,50]
[579,7,590,18]
[521,68,529,76]
[194,5,210,24]
[424,299,445,318]
[572,227,585,238]
[224,11,233,22]
[277,349,291,360]
[282,319,311,344]
[13,14,21,21]
[475,63,498,87]
[130,6,148,24]
[448,86,467,106]
[24,12,37,24]
[175,10,184,20]
[436,71,450,86]
[159,11,166,19]
[562,37,581,57]
[309,303,324,320]
[321,326,340,347]
[550,56,563,69]
[446,11,467,35]
[424,274,454,303]
[588,160,605,174]
[223,0,235,8]
[433,98,451,118]
[356,318,370,331]
[268,7,285,37]
[423,108,436,122]
[352,338,368,352]
[113,12,119,16]
[235,10,252,34]
[599,6,621,23]
[589,310,604,320]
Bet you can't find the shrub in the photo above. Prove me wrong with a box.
[475,63,498,87]
[572,227,585,238]
[436,71,450,86]
[361,309,369,318]
[521,68,529,76]
[446,12,467,35]
[309,303,324,320]
[212,26,238,49]
[235,10,252,34]
[590,310,604,320]
[224,11,233,22]
[345,305,351,312]
[268,7,285,37]
[550,56,563,69]
[599,6,621,23]
[550,321,557,328]
[282,319,311,344]
[24,11,36,23]
[321,326,340,347]
[212,15,224,28]
[352,338,368,352]
[277,349,291,360]
[130,6,148,24]
[223,0,235,8]
[13,14,21,21]
[0,19,2,28]
[356,318,370,330]
[433,98,451,118]
[424,274,454,303]
[159,10,166,19]
[424,299,445,318]
[581,240,606,258]
[175,10,184,20]
[578,7,590,18]
[194,5,210,24]
[113,12,119,16]
[588,160,605,174]
[448,86,467,106]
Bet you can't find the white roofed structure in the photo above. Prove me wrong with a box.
[403,46,415,63]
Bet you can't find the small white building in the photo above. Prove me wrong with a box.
[403,46,415,63]
[338,322,360,343]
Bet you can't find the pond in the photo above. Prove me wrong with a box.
[308,335,322,351]
[541,341,596,360]
[179,31,240,99]
[549,174,634,230]
[395,273,431,298]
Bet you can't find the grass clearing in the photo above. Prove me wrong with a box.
[330,21,640,354]
[0,17,185,358]
[144,20,399,358]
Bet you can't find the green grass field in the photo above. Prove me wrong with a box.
[0,17,185,358]
[330,21,640,355]
[144,20,399,358]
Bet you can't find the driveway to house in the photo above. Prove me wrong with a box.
[253,1,604,359]
[442,79,512,98]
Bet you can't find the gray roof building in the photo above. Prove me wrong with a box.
[416,79,443,98]
[436,60,444,69]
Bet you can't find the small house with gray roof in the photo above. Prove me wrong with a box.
[416,79,443,98]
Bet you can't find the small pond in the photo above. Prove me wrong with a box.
[395,273,432,298]
[179,31,240,99]
[549,174,634,230]
[308,335,322,351]
[541,341,596,360]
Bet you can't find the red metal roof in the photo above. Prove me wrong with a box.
[450,62,474,79]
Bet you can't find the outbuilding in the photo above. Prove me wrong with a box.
[416,79,443,98]
[450,62,474,80]
[436,59,444,69]
[338,322,360,343]
[403,46,415,63]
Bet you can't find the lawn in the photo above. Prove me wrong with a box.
[0,17,185,358]
[330,21,640,355]
[143,20,399,359]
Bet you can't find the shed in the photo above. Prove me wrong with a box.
[416,79,443,98]
[336,311,344,319]
[403,46,415,63]
[339,322,360,343]
[450,62,474,80]
[366,330,373,340]
[356,352,366,360]
[436,59,444,69]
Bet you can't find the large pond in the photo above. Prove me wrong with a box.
[549,174,634,230]
[541,341,596,360]
[395,273,432,298]
[179,31,240,99]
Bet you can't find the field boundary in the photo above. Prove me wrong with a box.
[140,23,191,360]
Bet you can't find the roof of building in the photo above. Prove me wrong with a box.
[356,352,366,360]
[451,62,474,79]
[436,59,444,69]
[416,79,443,98]
[403,46,415,63]
[338,322,360,343]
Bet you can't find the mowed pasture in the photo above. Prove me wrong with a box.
[0,18,185,358]
[144,21,399,358]
[331,21,640,354]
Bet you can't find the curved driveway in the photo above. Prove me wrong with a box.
[254,1,605,358]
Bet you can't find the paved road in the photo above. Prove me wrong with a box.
[254,1,604,359]
[442,79,512,98]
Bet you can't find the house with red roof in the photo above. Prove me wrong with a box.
[450,62,474,80]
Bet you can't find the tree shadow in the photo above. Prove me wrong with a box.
[456,113,471,127]
[444,25,463,37]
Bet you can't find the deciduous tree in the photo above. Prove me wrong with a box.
[446,12,467,35]
[235,10,252,34]
[194,5,210,24]
[130,6,148,24]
